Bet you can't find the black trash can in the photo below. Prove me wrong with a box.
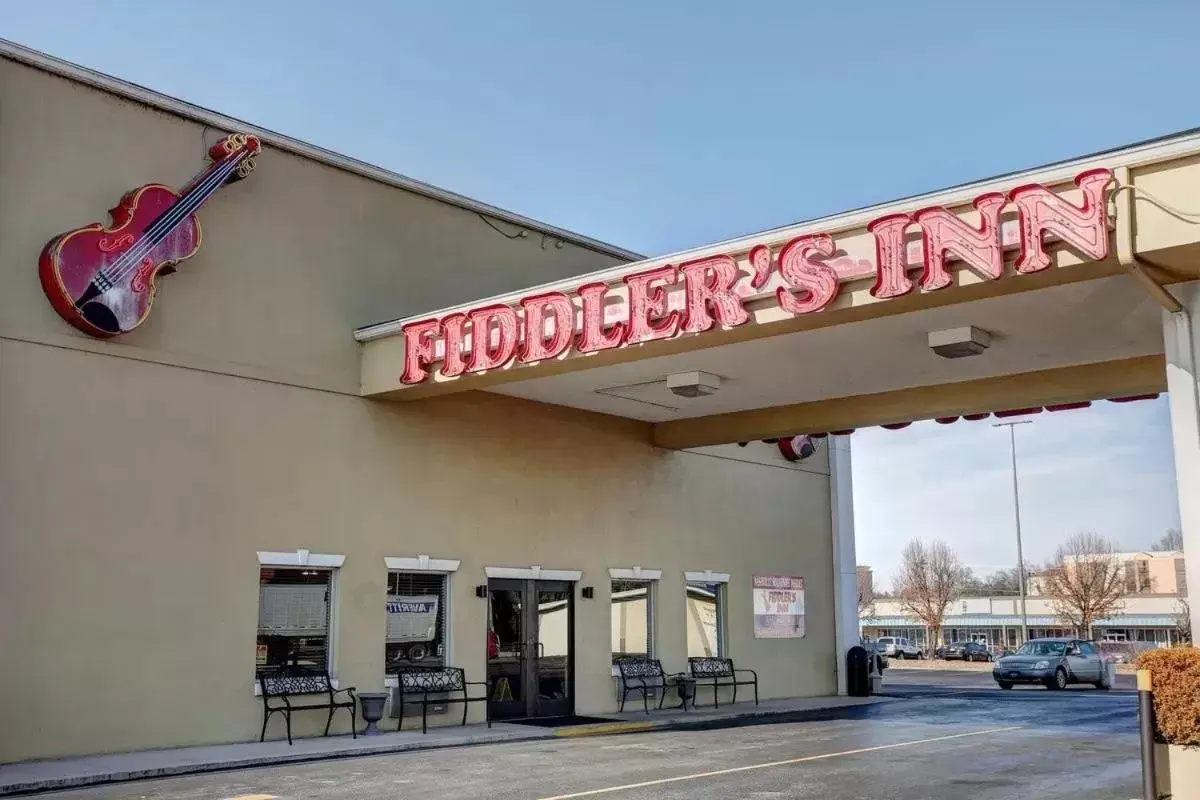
[846,645,871,697]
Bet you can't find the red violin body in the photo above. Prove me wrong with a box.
[39,186,201,338]
[38,133,261,339]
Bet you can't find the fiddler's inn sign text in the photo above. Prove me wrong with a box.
[399,168,1113,385]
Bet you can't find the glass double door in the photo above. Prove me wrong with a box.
[487,579,573,719]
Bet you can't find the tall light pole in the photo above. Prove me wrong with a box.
[994,419,1032,645]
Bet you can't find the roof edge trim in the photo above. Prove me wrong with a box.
[0,37,643,264]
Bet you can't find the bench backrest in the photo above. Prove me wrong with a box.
[395,666,465,693]
[615,657,665,679]
[688,657,735,678]
[260,668,335,698]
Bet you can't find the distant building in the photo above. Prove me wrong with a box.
[857,565,874,599]
[860,551,1186,648]
[1028,550,1186,597]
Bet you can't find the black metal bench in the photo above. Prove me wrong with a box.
[258,668,357,745]
[688,657,759,708]
[393,667,489,733]
[615,657,674,713]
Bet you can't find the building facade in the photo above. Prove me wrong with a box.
[7,36,1200,767]
[0,45,841,763]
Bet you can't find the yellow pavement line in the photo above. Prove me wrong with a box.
[553,722,656,737]
[536,726,1023,800]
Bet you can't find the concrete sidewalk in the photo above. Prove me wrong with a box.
[0,695,892,795]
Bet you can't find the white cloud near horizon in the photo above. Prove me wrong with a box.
[850,396,1182,589]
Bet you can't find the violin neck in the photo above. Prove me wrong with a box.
[177,149,246,212]
[137,144,252,253]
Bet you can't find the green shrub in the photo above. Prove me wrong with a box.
[1137,647,1200,746]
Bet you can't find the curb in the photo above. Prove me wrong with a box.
[552,721,657,737]
[0,732,558,797]
[0,698,896,795]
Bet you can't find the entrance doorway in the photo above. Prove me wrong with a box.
[487,579,574,719]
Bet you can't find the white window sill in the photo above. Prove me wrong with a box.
[254,677,340,696]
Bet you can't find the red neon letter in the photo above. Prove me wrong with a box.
[623,265,681,345]
[576,283,626,353]
[438,313,469,378]
[775,234,839,315]
[465,304,519,373]
[912,192,1006,291]
[868,213,914,299]
[1009,168,1112,274]
[519,292,576,363]
[680,255,749,334]
[400,319,440,384]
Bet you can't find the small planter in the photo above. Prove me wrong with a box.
[358,692,389,736]
[672,676,696,710]
[1155,744,1200,799]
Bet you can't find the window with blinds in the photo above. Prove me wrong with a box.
[386,572,448,672]
[611,580,653,663]
[256,567,332,677]
[1124,560,1139,594]
[686,582,725,658]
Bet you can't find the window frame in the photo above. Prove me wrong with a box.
[608,567,662,675]
[684,570,731,659]
[383,556,461,689]
[254,550,346,695]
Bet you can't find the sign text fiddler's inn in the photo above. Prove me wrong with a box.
[399,168,1113,385]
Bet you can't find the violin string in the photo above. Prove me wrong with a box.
[94,155,242,291]
[92,150,246,291]
[100,151,244,285]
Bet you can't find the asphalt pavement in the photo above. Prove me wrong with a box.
[28,669,1141,800]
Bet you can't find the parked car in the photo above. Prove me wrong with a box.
[1096,640,1157,664]
[937,641,993,662]
[875,636,923,659]
[992,637,1112,691]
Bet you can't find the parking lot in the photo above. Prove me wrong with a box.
[32,668,1141,800]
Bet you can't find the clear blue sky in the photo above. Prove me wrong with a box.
[5,0,1190,582]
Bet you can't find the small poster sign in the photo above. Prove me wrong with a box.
[752,574,805,639]
[256,644,268,666]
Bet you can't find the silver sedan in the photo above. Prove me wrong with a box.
[992,637,1112,690]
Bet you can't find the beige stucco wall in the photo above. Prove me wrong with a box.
[0,341,835,761]
[0,57,836,763]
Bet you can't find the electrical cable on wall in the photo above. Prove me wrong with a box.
[477,213,528,240]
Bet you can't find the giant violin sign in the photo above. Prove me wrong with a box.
[39,133,262,339]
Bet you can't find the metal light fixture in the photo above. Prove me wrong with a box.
[928,326,991,359]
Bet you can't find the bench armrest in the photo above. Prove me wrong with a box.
[733,669,758,679]
[334,686,357,699]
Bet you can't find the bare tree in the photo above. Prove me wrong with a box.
[1175,598,1192,645]
[857,566,876,619]
[960,567,1023,598]
[1041,532,1127,639]
[892,540,972,648]
[1152,528,1184,552]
